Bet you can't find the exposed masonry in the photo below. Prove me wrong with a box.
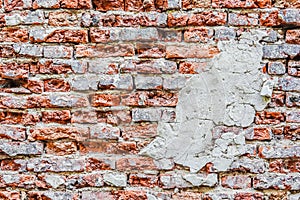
[141,31,274,172]
[0,0,300,199]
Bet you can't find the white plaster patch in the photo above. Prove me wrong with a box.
[141,31,273,174]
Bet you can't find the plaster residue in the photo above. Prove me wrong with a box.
[141,31,274,173]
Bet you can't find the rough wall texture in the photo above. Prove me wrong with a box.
[0,0,300,199]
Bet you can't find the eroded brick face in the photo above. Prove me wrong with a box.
[0,0,299,199]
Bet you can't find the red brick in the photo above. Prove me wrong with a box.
[60,0,92,8]
[0,63,29,79]
[1,159,27,171]
[184,28,214,43]
[166,44,219,59]
[245,127,272,140]
[67,173,103,188]
[284,125,300,140]
[82,191,114,200]
[275,0,300,8]
[79,141,137,154]
[71,110,98,124]
[125,0,156,11]
[182,0,210,9]
[30,29,88,43]
[46,141,77,155]
[97,110,131,125]
[0,28,28,42]
[229,13,259,26]
[75,44,135,58]
[188,12,227,26]
[44,79,71,92]
[121,123,157,140]
[221,175,252,189]
[0,111,39,125]
[286,29,300,44]
[269,159,300,173]
[255,111,285,124]
[0,191,20,200]
[116,157,158,171]
[42,110,71,124]
[212,0,271,8]
[28,126,89,141]
[260,10,281,26]
[93,0,124,11]
[121,91,178,107]
[112,190,147,200]
[91,94,120,107]
[136,43,166,58]
[48,11,79,26]
[269,91,285,107]
[0,15,5,27]
[90,28,110,43]
[234,193,264,200]
[179,61,208,74]
[0,45,17,58]
[86,157,115,171]
[22,79,43,93]
[36,60,73,74]
[167,13,189,27]
[4,0,32,11]
[129,173,158,187]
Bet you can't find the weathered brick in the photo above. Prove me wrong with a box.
[269,159,300,173]
[30,29,88,43]
[121,123,157,140]
[44,46,73,58]
[85,157,115,171]
[286,92,300,107]
[212,0,271,8]
[258,144,300,158]
[136,43,166,58]
[228,13,259,26]
[279,9,300,26]
[90,123,120,139]
[163,76,187,90]
[182,0,210,9]
[28,126,89,141]
[27,157,84,172]
[13,43,43,57]
[255,111,285,124]
[0,111,39,125]
[268,61,286,75]
[97,110,131,125]
[28,191,79,200]
[4,0,32,11]
[0,28,28,42]
[0,45,17,58]
[75,44,134,58]
[157,28,182,41]
[184,28,214,43]
[286,111,300,123]
[121,91,178,107]
[166,44,219,59]
[260,10,281,26]
[42,110,71,124]
[245,127,272,140]
[36,59,87,74]
[179,61,208,74]
[93,0,124,11]
[138,12,167,27]
[288,61,300,77]
[278,76,300,91]
[103,172,127,187]
[44,79,71,92]
[230,158,268,173]
[0,191,20,199]
[188,11,227,26]
[269,91,285,107]
[116,157,158,171]
[66,173,103,188]
[32,0,60,8]
[80,141,137,154]
[46,141,77,155]
[284,125,300,140]
[221,175,252,189]
[48,11,79,26]
[0,63,29,79]
[254,174,300,190]
[132,107,175,122]
[0,141,43,156]
[98,74,133,90]
[112,191,147,200]
[60,0,92,8]
[135,75,163,90]
[121,59,177,74]
[81,191,114,200]
[286,29,300,44]
[91,93,120,107]
[129,173,158,187]
[22,79,44,93]
[71,110,97,124]
[0,125,26,141]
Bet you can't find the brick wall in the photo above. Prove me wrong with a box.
[0,0,299,199]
